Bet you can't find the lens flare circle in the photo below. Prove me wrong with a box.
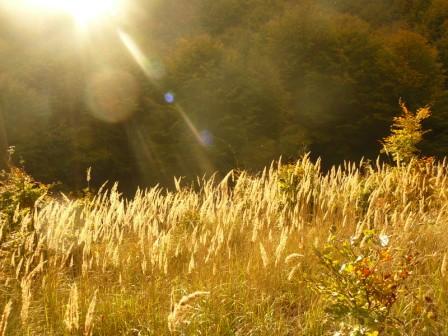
[87,69,139,123]
[199,130,214,147]
[164,92,175,104]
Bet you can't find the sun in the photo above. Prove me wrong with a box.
[25,0,122,27]
[64,0,121,26]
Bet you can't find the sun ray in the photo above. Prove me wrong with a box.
[117,29,216,174]
[118,29,205,147]
[118,30,165,80]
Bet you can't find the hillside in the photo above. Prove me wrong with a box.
[0,154,447,335]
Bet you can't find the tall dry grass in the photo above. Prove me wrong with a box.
[0,155,447,335]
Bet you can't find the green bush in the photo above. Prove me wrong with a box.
[309,230,416,335]
[0,166,49,230]
[382,101,431,164]
[277,155,320,207]
[278,164,305,200]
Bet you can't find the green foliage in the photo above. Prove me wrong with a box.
[382,101,431,164]
[0,155,49,230]
[0,0,447,190]
[311,230,415,335]
[278,164,304,203]
[378,29,444,106]
[357,183,377,215]
[277,155,320,207]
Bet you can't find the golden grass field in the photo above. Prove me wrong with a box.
[1,155,448,335]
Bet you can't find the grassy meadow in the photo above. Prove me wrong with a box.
[2,0,448,335]
[0,155,448,335]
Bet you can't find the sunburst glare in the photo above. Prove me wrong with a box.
[21,0,123,27]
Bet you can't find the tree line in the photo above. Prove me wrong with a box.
[0,0,447,192]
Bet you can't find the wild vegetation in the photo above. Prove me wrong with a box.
[1,0,448,333]
[0,105,446,335]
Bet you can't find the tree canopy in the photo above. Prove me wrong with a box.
[0,0,447,191]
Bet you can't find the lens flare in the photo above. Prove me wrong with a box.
[199,130,214,147]
[118,30,166,80]
[86,69,139,123]
[164,92,175,104]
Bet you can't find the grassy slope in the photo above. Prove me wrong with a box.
[0,155,448,335]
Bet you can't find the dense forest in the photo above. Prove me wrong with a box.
[1,0,448,191]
